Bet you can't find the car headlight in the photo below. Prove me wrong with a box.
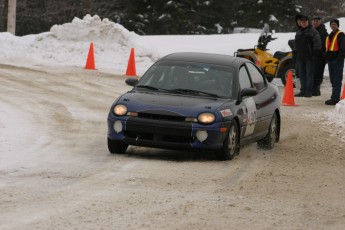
[197,112,215,124]
[113,104,127,116]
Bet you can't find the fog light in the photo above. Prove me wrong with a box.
[196,130,208,142]
[113,120,123,133]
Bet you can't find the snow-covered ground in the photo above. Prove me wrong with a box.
[0,14,344,133]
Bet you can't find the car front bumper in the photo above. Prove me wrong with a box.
[107,115,229,151]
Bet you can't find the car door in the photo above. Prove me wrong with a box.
[238,63,274,142]
[244,62,276,138]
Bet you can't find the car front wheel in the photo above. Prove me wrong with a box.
[257,113,278,149]
[216,121,239,161]
[108,138,128,154]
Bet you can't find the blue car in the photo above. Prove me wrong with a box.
[107,52,281,160]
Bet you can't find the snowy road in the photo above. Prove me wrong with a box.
[1,65,345,229]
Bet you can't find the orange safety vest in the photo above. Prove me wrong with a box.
[325,30,342,52]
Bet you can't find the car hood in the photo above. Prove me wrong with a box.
[117,91,231,116]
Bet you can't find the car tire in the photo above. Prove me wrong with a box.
[107,138,128,154]
[257,113,278,149]
[216,121,239,161]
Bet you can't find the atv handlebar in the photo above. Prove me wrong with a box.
[257,34,277,50]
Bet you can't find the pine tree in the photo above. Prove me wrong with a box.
[3,0,344,35]
[121,0,240,35]
[235,0,299,32]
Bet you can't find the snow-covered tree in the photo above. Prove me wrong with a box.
[235,0,299,32]
[2,0,345,35]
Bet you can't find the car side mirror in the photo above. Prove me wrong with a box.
[240,88,258,97]
[125,77,138,87]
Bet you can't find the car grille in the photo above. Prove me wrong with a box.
[138,112,185,122]
[125,131,192,143]
[124,116,193,144]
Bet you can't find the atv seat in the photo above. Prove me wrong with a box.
[273,51,290,60]
[237,48,255,52]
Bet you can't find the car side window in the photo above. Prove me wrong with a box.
[245,63,266,91]
[239,66,252,90]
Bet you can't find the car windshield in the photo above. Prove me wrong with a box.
[136,60,236,98]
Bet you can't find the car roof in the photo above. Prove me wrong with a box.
[160,52,246,67]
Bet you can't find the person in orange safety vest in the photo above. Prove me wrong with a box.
[325,18,345,105]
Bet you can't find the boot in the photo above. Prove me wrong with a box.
[325,99,339,105]
[304,91,313,97]
[295,91,305,97]
[312,85,321,96]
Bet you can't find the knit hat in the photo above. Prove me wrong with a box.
[311,16,321,20]
[330,18,339,27]
[295,14,302,21]
[300,15,309,21]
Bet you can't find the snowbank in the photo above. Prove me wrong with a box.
[0,15,154,74]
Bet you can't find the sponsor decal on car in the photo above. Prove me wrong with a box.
[220,109,232,117]
[243,98,257,136]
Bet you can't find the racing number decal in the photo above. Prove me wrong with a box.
[244,98,257,136]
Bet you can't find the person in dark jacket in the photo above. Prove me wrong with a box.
[292,14,303,80]
[311,16,328,96]
[294,15,322,97]
[325,18,345,105]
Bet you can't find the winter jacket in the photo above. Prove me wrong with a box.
[314,24,328,57]
[325,29,345,61]
[294,25,321,61]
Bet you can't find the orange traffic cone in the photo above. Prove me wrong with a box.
[341,83,345,100]
[126,48,137,76]
[282,70,299,106]
[85,42,96,70]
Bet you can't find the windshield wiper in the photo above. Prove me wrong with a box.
[136,86,219,97]
[136,85,159,91]
[170,88,220,97]
[136,85,176,93]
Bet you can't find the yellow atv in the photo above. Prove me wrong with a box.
[235,23,296,85]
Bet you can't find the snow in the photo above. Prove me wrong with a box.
[0,14,345,134]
